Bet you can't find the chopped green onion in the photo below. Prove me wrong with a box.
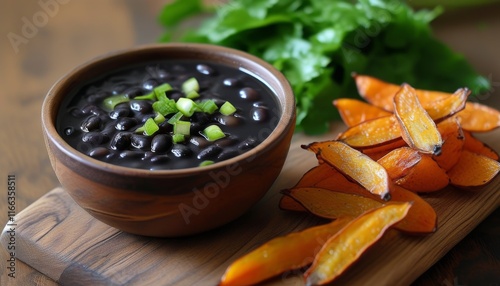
[199,160,214,167]
[153,99,178,116]
[182,77,199,94]
[220,101,237,115]
[135,126,145,133]
[172,133,185,143]
[143,118,159,136]
[154,113,166,124]
[176,97,198,117]
[134,92,155,101]
[102,95,129,111]
[203,125,226,141]
[154,83,172,101]
[198,99,218,114]
[167,111,184,125]
[174,120,191,136]
[186,90,200,99]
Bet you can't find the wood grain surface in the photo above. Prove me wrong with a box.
[1,125,499,286]
[0,1,499,285]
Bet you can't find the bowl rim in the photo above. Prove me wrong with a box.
[41,43,296,177]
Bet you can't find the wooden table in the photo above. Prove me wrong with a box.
[1,1,499,285]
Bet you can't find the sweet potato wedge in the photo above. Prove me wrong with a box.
[458,102,500,132]
[354,74,451,111]
[462,131,499,160]
[305,141,393,200]
[304,202,412,285]
[377,147,422,181]
[282,187,383,219]
[394,84,442,155]
[423,88,469,122]
[333,98,392,127]
[219,217,352,286]
[433,117,465,171]
[395,154,449,193]
[447,150,500,190]
[337,115,402,149]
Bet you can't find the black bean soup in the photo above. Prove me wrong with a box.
[57,60,280,170]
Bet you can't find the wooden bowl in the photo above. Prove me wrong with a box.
[41,43,295,237]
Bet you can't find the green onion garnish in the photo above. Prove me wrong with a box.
[102,95,129,111]
[154,83,172,101]
[172,133,185,143]
[176,97,198,117]
[154,113,166,124]
[203,125,226,141]
[174,120,191,136]
[143,118,159,136]
[134,92,155,101]
[198,99,218,114]
[199,160,214,167]
[182,77,199,94]
[153,99,178,116]
[167,111,184,125]
[220,101,237,116]
[186,90,200,99]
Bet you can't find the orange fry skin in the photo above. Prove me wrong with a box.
[333,98,392,127]
[447,150,500,190]
[304,202,412,285]
[219,217,352,286]
[458,102,500,132]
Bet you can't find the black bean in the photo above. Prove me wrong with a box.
[214,115,243,127]
[215,135,239,147]
[137,114,155,123]
[197,145,222,160]
[150,155,169,164]
[239,87,260,100]
[252,101,267,107]
[217,148,240,161]
[122,87,143,98]
[130,100,152,114]
[81,104,106,116]
[250,106,269,122]
[88,147,110,158]
[151,134,172,153]
[238,137,258,151]
[223,78,240,87]
[87,91,109,104]
[190,136,211,149]
[82,132,109,146]
[197,64,216,76]
[171,144,192,158]
[64,127,75,136]
[110,132,131,150]
[80,116,101,132]
[115,117,138,131]
[100,124,116,138]
[111,83,131,95]
[131,134,152,150]
[142,79,158,90]
[70,107,85,118]
[167,91,183,101]
[158,121,173,133]
[191,112,210,125]
[119,150,144,159]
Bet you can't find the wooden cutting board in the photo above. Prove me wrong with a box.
[2,122,499,286]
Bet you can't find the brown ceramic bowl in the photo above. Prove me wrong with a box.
[41,43,295,237]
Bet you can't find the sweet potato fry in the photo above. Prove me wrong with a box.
[219,217,352,286]
[433,117,465,171]
[462,131,499,160]
[282,187,383,219]
[361,139,408,161]
[394,84,443,155]
[304,202,412,285]
[395,155,449,193]
[333,98,392,127]
[377,147,422,181]
[304,141,393,200]
[354,74,451,111]
[337,115,402,149]
[423,88,469,122]
[279,195,307,212]
[458,102,500,132]
[447,150,500,190]
[282,165,437,234]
